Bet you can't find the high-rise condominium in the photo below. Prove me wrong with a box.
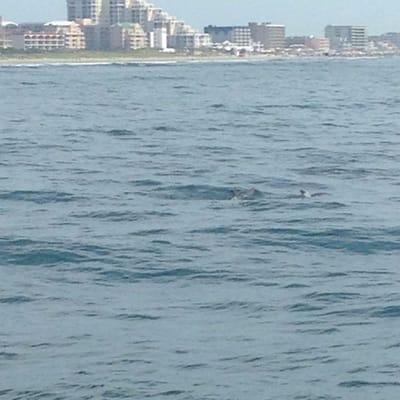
[67,0,126,25]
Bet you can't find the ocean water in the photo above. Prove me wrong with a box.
[1,58,400,400]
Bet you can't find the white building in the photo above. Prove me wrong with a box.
[0,17,20,49]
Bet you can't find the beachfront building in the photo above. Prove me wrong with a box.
[0,19,86,51]
[249,22,286,50]
[168,32,211,50]
[45,21,86,49]
[109,0,127,25]
[205,22,286,50]
[125,1,210,50]
[67,0,126,25]
[325,25,368,51]
[377,32,400,48]
[0,17,19,49]
[24,32,65,50]
[285,36,307,47]
[204,25,252,47]
[66,0,211,51]
[0,19,7,49]
[82,23,112,49]
[67,0,104,24]
[110,22,147,49]
[305,36,330,52]
[286,35,330,52]
[153,27,167,49]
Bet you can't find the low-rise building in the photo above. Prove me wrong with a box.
[380,32,400,48]
[286,36,307,48]
[24,32,65,50]
[45,21,86,49]
[168,32,210,50]
[1,18,87,51]
[204,25,252,47]
[305,36,330,52]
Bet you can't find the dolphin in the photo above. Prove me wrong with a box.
[300,189,328,198]
[230,188,262,200]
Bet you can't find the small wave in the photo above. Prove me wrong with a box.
[207,126,224,132]
[156,390,186,397]
[71,210,143,222]
[294,166,371,179]
[371,306,400,318]
[9,118,27,123]
[130,229,169,236]
[152,184,232,200]
[304,291,360,303]
[190,226,237,235]
[97,267,230,283]
[132,179,162,187]
[297,328,340,335]
[9,249,88,266]
[179,363,208,370]
[339,380,400,388]
[0,352,18,360]
[199,301,269,313]
[321,122,349,128]
[0,296,33,304]
[30,343,52,348]
[254,103,320,111]
[106,129,136,137]
[114,313,160,321]
[288,303,324,312]
[153,125,180,132]
[284,283,310,289]
[0,190,78,204]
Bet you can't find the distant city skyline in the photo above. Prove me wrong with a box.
[2,0,400,35]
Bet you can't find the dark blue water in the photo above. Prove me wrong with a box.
[1,58,400,400]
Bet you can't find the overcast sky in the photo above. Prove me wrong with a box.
[1,0,400,35]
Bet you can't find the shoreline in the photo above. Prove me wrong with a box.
[0,52,397,66]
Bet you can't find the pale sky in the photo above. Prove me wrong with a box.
[1,0,400,35]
